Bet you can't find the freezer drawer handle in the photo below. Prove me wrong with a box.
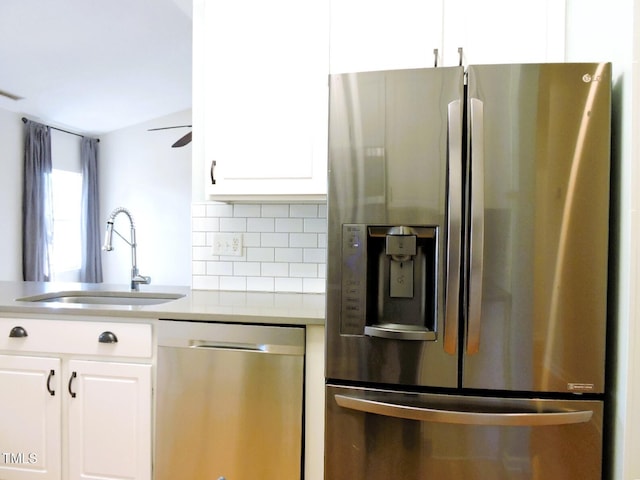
[334,394,593,427]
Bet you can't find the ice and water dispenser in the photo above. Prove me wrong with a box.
[341,224,438,341]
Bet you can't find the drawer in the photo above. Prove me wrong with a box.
[0,318,152,358]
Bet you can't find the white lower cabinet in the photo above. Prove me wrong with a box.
[0,355,61,480]
[0,319,152,480]
[67,360,151,480]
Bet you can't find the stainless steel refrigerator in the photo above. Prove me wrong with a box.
[325,63,611,479]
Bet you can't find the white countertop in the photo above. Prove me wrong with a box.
[0,281,325,326]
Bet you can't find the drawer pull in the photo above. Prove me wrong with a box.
[68,371,77,398]
[46,369,55,396]
[9,326,28,338]
[98,331,118,344]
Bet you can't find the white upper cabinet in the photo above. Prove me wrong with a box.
[329,0,445,73]
[442,0,566,65]
[329,0,565,72]
[197,0,329,201]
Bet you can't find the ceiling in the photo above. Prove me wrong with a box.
[0,0,192,136]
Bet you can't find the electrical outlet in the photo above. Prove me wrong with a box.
[212,233,243,256]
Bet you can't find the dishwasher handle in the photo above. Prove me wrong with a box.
[334,394,593,427]
[188,339,304,356]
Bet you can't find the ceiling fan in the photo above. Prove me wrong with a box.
[148,125,192,148]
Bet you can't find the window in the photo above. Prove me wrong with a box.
[50,169,82,279]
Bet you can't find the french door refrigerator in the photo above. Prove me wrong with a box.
[325,63,612,479]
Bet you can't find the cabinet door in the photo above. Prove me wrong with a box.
[67,360,151,480]
[442,0,566,65]
[330,0,444,73]
[0,355,61,480]
[201,0,328,200]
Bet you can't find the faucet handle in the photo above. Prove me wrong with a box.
[131,274,151,291]
[133,274,151,285]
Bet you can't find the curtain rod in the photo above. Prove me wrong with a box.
[21,117,99,142]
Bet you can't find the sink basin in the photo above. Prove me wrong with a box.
[17,291,185,306]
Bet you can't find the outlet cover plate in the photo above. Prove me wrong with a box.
[212,233,243,256]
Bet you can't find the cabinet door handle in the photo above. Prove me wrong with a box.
[9,326,28,338]
[46,369,55,396]
[98,331,118,344]
[210,160,217,185]
[68,371,77,398]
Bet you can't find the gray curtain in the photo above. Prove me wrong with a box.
[80,137,103,283]
[22,120,53,281]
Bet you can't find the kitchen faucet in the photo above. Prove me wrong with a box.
[102,207,151,291]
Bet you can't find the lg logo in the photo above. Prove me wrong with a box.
[582,73,603,83]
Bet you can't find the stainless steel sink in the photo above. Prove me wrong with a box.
[17,291,185,306]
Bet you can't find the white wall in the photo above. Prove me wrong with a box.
[99,109,192,287]
[0,107,192,286]
[0,109,23,281]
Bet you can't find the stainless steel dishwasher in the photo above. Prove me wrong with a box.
[154,320,305,480]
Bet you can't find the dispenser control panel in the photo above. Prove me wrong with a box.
[341,224,367,334]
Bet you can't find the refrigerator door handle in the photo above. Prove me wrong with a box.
[444,99,463,355]
[334,394,593,427]
[467,98,485,355]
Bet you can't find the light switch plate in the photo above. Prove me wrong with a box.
[212,233,243,256]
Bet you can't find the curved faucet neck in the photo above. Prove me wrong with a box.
[103,207,150,291]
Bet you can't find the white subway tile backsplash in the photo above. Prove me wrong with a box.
[220,276,246,291]
[304,248,326,264]
[262,262,289,277]
[243,232,261,247]
[247,217,275,232]
[192,216,219,232]
[207,261,233,276]
[290,263,318,278]
[192,231,207,247]
[233,262,261,276]
[206,203,234,218]
[192,261,207,275]
[192,201,327,293]
[220,217,247,232]
[290,204,318,218]
[261,204,289,217]
[234,204,261,217]
[275,277,303,293]
[192,246,214,262]
[261,233,289,248]
[246,247,275,262]
[318,203,327,218]
[304,218,327,233]
[275,247,303,263]
[290,233,318,248]
[192,204,206,217]
[275,218,303,232]
[303,278,325,294]
[247,276,274,292]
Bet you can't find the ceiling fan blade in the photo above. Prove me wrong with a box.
[148,125,192,131]
[172,131,192,148]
